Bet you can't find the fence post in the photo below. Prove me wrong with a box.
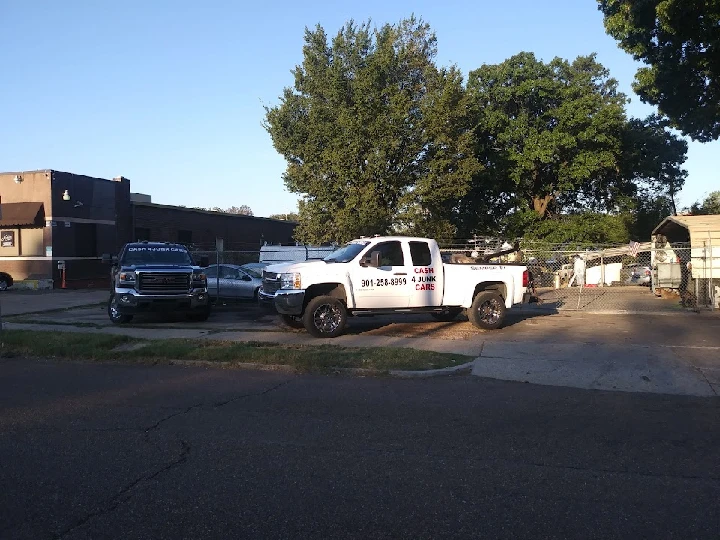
[215,237,223,301]
[711,233,715,311]
[600,254,605,288]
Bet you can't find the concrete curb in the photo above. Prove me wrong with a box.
[144,361,475,378]
[389,360,475,378]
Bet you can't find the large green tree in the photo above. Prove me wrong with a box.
[690,191,720,215]
[617,114,687,216]
[264,18,480,243]
[632,194,675,239]
[523,212,633,245]
[465,52,628,225]
[598,0,720,141]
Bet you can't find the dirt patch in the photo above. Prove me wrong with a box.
[341,309,719,348]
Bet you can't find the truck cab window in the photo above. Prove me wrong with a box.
[374,241,404,267]
[409,241,432,266]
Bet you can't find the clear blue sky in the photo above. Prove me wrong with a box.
[1,0,717,217]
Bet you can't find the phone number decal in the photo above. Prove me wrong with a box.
[360,278,407,288]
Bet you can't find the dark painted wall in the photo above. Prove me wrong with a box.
[132,203,297,250]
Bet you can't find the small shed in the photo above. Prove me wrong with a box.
[652,215,720,306]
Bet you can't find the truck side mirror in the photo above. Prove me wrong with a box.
[199,256,209,267]
[360,251,381,268]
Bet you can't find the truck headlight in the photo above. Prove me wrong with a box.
[192,272,207,286]
[119,271,136,283]
[280,272,301,290]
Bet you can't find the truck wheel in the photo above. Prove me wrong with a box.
[302,296,347,338]
[280,314,304,329]
[468,291,505,330]
[430,308,463,322]
[108,295,133,324]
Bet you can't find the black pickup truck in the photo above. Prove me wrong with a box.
[103,242,211,323]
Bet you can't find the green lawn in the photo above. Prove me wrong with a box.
[0,329,471,374]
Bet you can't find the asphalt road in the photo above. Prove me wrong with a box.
[1,360,719,539]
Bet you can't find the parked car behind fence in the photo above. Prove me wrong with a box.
[204,264,262,300]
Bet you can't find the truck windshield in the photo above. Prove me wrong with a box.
[121,246,193,266]
[324,241,369,263]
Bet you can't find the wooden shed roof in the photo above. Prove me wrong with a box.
[652,215,720,237]
[652,215,720,247]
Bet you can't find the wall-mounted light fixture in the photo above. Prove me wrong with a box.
[62,190,70,201]
[13,175,22,184]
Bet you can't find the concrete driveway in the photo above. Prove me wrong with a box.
[0,289,108,316]
[3,290,720,397]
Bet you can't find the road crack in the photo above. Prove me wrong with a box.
[52,380,291,538]
[54,438,191,539]
[690,365,718,397]
[144,378,292,433]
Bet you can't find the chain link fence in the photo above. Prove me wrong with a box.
[186,237,716,312]
[438,237,716,312]
[188,245,337,267]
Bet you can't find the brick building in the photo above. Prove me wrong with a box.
[0,170,296,287]
[131,199,295,250]
[0,170,131,287]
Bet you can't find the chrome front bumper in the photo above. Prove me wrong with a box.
[113,287,210,313]
[258,288,305,315]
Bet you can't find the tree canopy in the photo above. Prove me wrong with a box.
[266,18,689,245]
[264,17,480,243]
[616,115,687,215]
[459,53,686,243]
[690,191,720,215]
[268,212,300,221]
[598,0,720,141]
[202,205,254,216]
[466,53,628,221]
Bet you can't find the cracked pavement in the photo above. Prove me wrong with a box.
[1,359,720,538]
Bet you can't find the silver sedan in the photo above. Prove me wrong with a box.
[204,264,262,300]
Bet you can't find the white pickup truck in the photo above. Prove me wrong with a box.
[259,236,529,338]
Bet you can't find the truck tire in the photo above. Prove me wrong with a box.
[280,314,304,329]
[108,295,133,324]
[302,296,347,338]
[468,291,505,330]
[430,308,463,322]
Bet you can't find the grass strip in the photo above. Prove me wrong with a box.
[0,330,470,373]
